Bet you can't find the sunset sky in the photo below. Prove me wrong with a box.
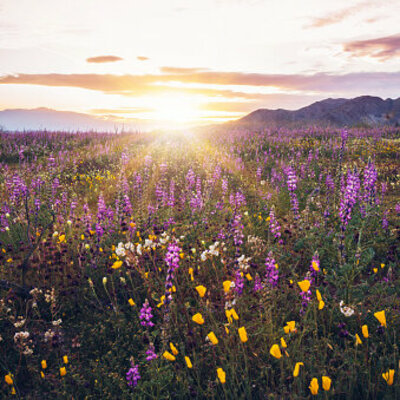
[1,0,400,128]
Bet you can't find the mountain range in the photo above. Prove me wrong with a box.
[228,96,400,130]
[1,96,400,132]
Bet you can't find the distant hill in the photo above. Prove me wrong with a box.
[226,96,400,130]
[0,108,144,132]
[2,96,400,132]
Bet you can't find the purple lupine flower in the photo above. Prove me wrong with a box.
[139,299,155,327]
[265,251,279,288]
[382,210,389,230]
[126,362,141,388]
[309,251,320,279]
[97,195,107,222]
[268,207,281,240]
[339,168,360,231]
[253,274,263,292]
[395,203,400,215]
[285,165,299,219]
[164,242,181,306]
[235,269,244,295]
[145,344,157,361]
[363,159,377,206]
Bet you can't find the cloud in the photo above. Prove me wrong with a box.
[86,55,123,63]
[137,56,149,61]
[1,70,400,99]
[343,34,400,60]
[306,2,372,28]
[160,66,209,74]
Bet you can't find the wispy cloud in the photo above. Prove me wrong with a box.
[1,69,400,99]
[343,34,400,60]
[306,2,373,28]
[86,55,123,63]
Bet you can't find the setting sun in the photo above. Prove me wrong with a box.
[148,94,201,125]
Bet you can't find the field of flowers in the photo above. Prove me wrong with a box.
[0,127,399,399]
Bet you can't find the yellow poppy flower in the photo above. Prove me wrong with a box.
[238,327,248,343]
[163,351,176,361]
[316,289,322,302]
[185,356,193,369]
[245,273,253,281]
[309,378,319,395]
[362,325,369,338]
[230,308,239,320]
[60,367,67,377]
[318,300,325,310]
[355,334,362,345]
[225,309,233,324]
[40,371,45,379]
[382,369,395,386]
[298,280,310,292]
[207,331,219,345]
[217,367,226,384]
[41,360,47,369]
[322,376,332,391]
[223,280,231,293]
[284,321,296,334]
[192,313,205,325]
[63,355,68,364]
[128,298,135,306]
[293,362,304,377]
[170,343,179,355]
[195,285,207,298]
[5,374,13,385]
[58,234,65,243]
[312,261,319,271]
[11,386,16,395]
[270,344,282,359]
[374,310,386,327]
[280,337,287,348]
[112,260,123,269]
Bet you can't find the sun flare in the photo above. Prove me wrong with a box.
[150,95,201,125]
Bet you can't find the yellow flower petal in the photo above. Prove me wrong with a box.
[169,342,179,355]
[238,326,248,343]
[195,285,207,298]
[163,351,176,361]
[362,325,369,338]
[293,362,304,377]
[60,367,67,377]
[322,376,332,391]
[298,280,310,292]
[223,280,232,293]
[185,356,193,368]
[382,369,395,386]
[270,344,282,359]
[309,377,319,395]
[217,367,226,384]
[192,313,205,325]
[355,334,362,345]
[112,260,123,269]
[207,331,219,345]
[374,310,387,327]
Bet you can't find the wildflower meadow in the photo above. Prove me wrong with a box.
[0,127,399,399]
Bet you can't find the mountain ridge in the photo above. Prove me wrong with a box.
[1,95,400,132]
[229,95,400,130]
